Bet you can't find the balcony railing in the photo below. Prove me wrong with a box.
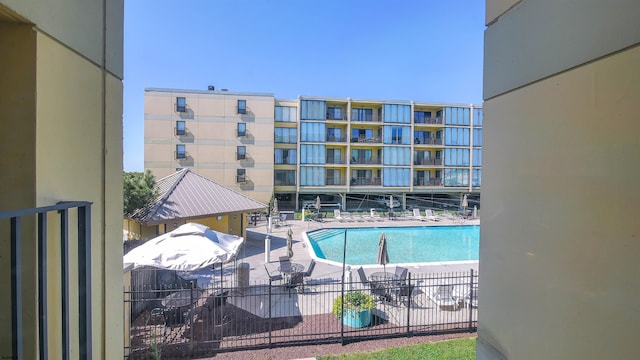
[274,179,296,186]
[326,157,346,164]
[1,201,93,360]
[326,114,347,121]
[350,157,382,165]
[236,175,247,183]
[175,151,187,160]
[325,178,346,185]
[414,138,443,145]
[413,158,443,166]
[237,129,247,137]
[350,177,382,186]
[326,135,347,142]
[175,127,187,136]
[414,116,443,125]
[351,136,382,144]
[236,153,247,161]
[414,177,443,186]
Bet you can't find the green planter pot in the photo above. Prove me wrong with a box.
[342,308,371,328]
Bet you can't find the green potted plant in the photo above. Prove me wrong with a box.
[332,291,375,328]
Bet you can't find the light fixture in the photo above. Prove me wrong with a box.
[217,216,223,221]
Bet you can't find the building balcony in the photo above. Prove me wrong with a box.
[413,158,443,166]
[414,116,443,125]
[326,114,347,121]
[350,157,382,165]
[325,178,346,186]
[350,177,381,186]
[351,136,382,144]
[414,138,443,146]
[326,135,347,143]
[274,179,296,186]
[1,201,93,359]
[325,157,346,165]
[414,177,443,186]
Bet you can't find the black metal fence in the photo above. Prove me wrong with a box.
[124,269,477,359]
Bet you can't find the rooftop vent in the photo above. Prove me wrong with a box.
[207,85,215,91]
[221,88,229,92]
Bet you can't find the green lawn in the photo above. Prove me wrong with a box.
[316,337,476,360]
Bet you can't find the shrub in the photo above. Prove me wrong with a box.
[332,291,375,318]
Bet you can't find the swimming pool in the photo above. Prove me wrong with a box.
[304,225,479,266]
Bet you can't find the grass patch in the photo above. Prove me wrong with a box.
[317,337,476,360]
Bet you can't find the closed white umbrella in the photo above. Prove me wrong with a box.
[377,232,389,274]
[286,228,294,258]
[315,196,321,212]
[389,195,394,209]
[123,222,243,272]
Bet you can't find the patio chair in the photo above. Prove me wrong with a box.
[334,209,346,222]
[279,213,289,226]
[287,271,305,296]
[394,283,416,307]
[428,284,459,310]
[303,259,316,277]
[356,266,369,286]
[279,256,292,273]
[464,286,478,308]
[264,264,283,282]
[394,266,408,285]
[412,208,426,221]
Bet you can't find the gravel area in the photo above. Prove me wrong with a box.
[198,332,476,360]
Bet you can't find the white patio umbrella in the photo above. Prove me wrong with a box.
[123,222,244,272]
[315,196,321,212]
[272,198,279,215]
[389,195,394,209]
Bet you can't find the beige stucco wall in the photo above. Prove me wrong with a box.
[145,90,275,203]
[480,1,640,358]
[0,1,123,358]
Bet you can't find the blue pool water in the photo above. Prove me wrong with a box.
[305,226,479,265]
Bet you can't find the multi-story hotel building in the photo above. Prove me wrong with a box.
[145,88,482,211]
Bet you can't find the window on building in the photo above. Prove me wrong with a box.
[237,99,247,114]
[473,128,482,146]
[473,149,482,167]
[301,100,326,120]
[300,123,326,142]
[175,144,186,159]
[274,127,297,143]
[326,169,343,185]
[236,146,246,160]
[236,169,246,183]
[383,104,411,123]
[300,144,326,164]
[444,128,470,146]
[274,170,296,186]
[383,126,410,144]
[300,166,325,186]
[383,146,411,166]
[237,123,247,137]
[351,108,373,122]
[175,121,186,136]
[472,169,482,187]
[444,148,470,166]
[383,168,410,187]
[275,149,297,164]
[176,97,186,112]
[444,168,470,187]
[327,107,343,120]
[414,111,432,123]
[275,106,298,122]
[473,108,483,126]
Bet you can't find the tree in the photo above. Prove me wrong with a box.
[123,171,158,215]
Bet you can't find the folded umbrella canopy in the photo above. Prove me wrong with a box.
[123,222,244,272]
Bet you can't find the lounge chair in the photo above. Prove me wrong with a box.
[394,283,416,307]
[279,256,292,273]
[424,209,442,221]
[428,283,459,309]
[369,209,384,221]
[412,208,426,221]
[279,213,289,226]
[334,209,352,222]
[357,266,369,286]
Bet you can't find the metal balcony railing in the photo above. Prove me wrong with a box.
[413,158,443,166]
[236,153,247,161]
[351,136,382,144]
[236,175,247,183]
[414,116,443,125]
[326,114,347,121]
[350,177,382,186]
[175,127,187,136]
[1,201,93,360]
[325,157,346,164]
[325,135,347,142]
[237,129,247,137]
[350,157,382,165]
[175,151,187,160]
[414,138,443,145]
[325,178,346,185]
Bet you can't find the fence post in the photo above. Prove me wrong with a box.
[468,269,474,331]
[406,273,411,336]
[268,279,273,347]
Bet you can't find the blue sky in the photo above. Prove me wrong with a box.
[123,1,485,171]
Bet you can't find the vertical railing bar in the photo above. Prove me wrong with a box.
[406,273,411,336]
[78,205,92,359]
[468,269,474,331]
[59,208,70,360]
[38,212,49,360]
[11,216,23,360]
[268,279,272,347]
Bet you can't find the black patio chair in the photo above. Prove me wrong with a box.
[287,272,304,296]
[394,284,416,307]
[394,266,408,286]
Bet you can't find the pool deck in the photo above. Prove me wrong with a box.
[240,214,480,285]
